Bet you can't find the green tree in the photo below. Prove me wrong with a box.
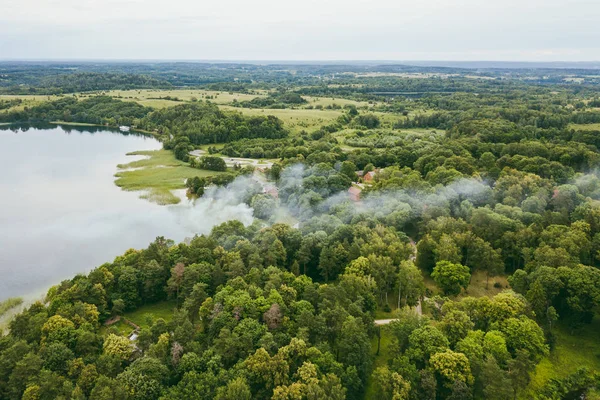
[429,350,473,389]
[480,357,512,400]
[215,377,252,400]
[396,261,425,308]
[103,334,133,361]
[199,156,227,172]
[440,310,474,346]
[407,325,449,367]
[431,261,471,295]
[340,161,358,182]
[371,366,411,400]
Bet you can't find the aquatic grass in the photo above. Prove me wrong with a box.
[115,149,226,205]
[0,297,24,318]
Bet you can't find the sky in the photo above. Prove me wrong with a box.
[1,0,600,61]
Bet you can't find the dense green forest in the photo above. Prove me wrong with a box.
[1,62,600,399]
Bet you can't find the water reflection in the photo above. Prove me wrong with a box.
[0,125,250,300]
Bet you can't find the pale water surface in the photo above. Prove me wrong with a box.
[0,125,251,300]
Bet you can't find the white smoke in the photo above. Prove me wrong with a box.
[172,174,263,235]
[175,164,496,237]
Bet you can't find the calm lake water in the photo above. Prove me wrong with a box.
[0,124,253,301]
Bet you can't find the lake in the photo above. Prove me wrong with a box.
[0,124,253,301]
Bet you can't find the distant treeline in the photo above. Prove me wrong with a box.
[3,62,600,96]
[231,92,307,109]
[0,97,288,154]
[0,96,151,127]
[0,72,172,95]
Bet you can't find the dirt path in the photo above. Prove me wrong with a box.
[189,149,273,169]
[374,237,423,326]
[373,296,426,325]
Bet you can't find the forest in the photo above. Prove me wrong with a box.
[1,62,600,399]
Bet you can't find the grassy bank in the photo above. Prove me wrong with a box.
[103,301,177,337]
[525,317,600,398]
[364,325,393,399]
[115,149,226,205]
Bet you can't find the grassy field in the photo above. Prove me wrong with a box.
[460,270,510,298]
[220,105,343,133]
[334,127,445,149]
[372,271,508,320]
[525,317,600,398]
[123,301,177,328]
[0,95,58,112]
[103,301,177,337]
[569,123,600,131]
[302,96,372,108]
[115,149,226,205]
[364,325,394,399]
[98,89,268,108]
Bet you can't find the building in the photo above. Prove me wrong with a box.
[263,185,279,199]
[363,171,376,182]
[348,186,361,202]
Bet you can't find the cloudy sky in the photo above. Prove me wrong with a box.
[1,0,599,61]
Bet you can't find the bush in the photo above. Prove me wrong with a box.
[198,156,227,172]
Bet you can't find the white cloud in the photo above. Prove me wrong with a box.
[1,0,599,60]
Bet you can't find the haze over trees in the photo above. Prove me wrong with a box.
[1,62,600,399]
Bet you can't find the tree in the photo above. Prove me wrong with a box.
[263,303,283,330]
[251,194,278,220]
[139,260,168,302]
[41,315,76,346]
[199,156,227,171]
[318,243,349,282]
[483,331,510,366]
[103,334,133,361]
[340,161,358,182]
[77,364,99,396]
[371,366,411,400]
[396,261,425,308]
[440,310,474,346]
[480,357,512,400]
[466,238,504,288]
[435,234,462,263]
[368,255,397,305]
[7,352,43,399]
[167,262,186,300]
[416,235,437,272]
[497,317,548,361]
[89,376,127,400]
[429,350,473,390]
[40,342,74,373]
[357,114,381,129]
[215,377,252,400]
[407,325,449,367]
[270,163,282,180]
[507,349,535,399]
[338,317,371,379]
[446,380,473,400]
[431,261,471,295]
[117,357,170,400]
